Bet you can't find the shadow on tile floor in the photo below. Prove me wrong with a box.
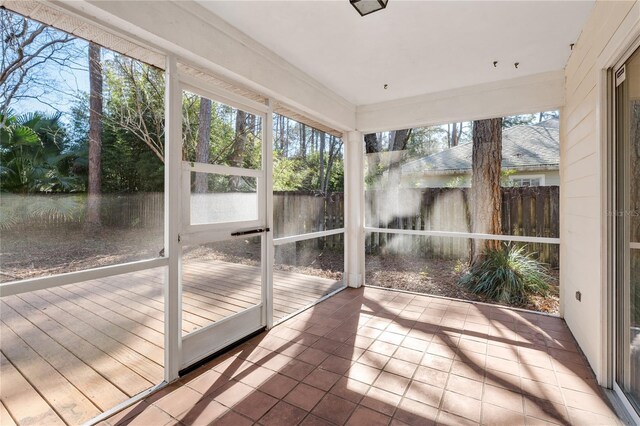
[102,287,622,426]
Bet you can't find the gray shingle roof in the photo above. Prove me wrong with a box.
[402,119,559,174]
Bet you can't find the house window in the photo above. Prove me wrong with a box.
[511,175,545,187]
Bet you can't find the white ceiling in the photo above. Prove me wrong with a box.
[197,0,594,106]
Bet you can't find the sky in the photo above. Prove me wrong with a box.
[12,38,90,126]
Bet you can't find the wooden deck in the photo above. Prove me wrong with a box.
[0,261,342,426]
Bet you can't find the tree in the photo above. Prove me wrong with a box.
[104,55,165,162]
[86,42,102,229]
[390,129,412,152]
[364,133,381,185]
[318,131,325,191]
[364,133,380,154]
[229,109,248,189]
[470,118,503,265]
[387,129,412,189]
[194,97,212,193]
[277,114,288,156]
[503,114,535,128]
[300,123,307,159]
[0,111,79,193]
[322,136,343,193]
[0,9,79,123]
[448,122,462,147]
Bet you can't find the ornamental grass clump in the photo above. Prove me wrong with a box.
[458,244,551,304]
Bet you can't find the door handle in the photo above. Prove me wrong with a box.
[230,227,270,237]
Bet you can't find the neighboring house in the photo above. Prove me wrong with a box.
[402,119,560,188]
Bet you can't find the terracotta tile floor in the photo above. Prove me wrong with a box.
[103,287,622,426]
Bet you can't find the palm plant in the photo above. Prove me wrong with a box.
[458,244,552,303]
[0,111,81,193]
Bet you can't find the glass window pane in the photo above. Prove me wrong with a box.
[629,75,640,411]
[629,249,640,405]
[182,92,262,170]
[189,172,258,225]
[616,47,640,412]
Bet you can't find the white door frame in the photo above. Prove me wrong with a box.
[596,3,640,421]
[164,59,274,377]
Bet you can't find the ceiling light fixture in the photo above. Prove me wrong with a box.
[350,0,388,17]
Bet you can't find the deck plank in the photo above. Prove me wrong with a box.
[39,287,164,364]
[0,322,101,425]
[88,278,202,333]
[187,272,307,307]
[47,285,165,348]
[17,291,163,383]
[65,282,165,334]
[186,265,334,306]
[0,400,17,426]
[0,300,127,411]
[0,353,63,426]
[74,280,171,333]
[95,275,217,329]
[7,295,152,397]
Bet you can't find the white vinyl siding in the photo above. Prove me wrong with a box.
[562,0,637,383]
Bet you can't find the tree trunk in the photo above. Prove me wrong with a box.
[86,42,102,231]
[364,133,381,184]
[387,129,411,229]
[451,122,459,147]
[230,109,248,189]
[391,129,411,151]
[311,129,316,154]
[300,123,306,159]
[470,118,503,265]
[323,136,340,192]
[248,114,257,153]
[282,116,288,156]
[319,131,325,192]
[388,128,411,184]
[194,97,212,193]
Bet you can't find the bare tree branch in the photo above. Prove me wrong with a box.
[1,10,86,126]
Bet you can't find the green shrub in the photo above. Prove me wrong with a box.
[458,244,551,303]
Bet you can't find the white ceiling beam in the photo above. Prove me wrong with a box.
[356,71,565,133]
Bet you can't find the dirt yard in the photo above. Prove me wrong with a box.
[365,253,560,315]
[1,230,559,315]
[0,227,164,282]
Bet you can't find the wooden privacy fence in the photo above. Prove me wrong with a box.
[1,187,559,265]
[272,191,344,249]
[0,192,165,230]
[365,186,560,266]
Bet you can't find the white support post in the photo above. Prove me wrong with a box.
[164,55,182,382]
[264,100,275,329]
[344,131,365,288]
